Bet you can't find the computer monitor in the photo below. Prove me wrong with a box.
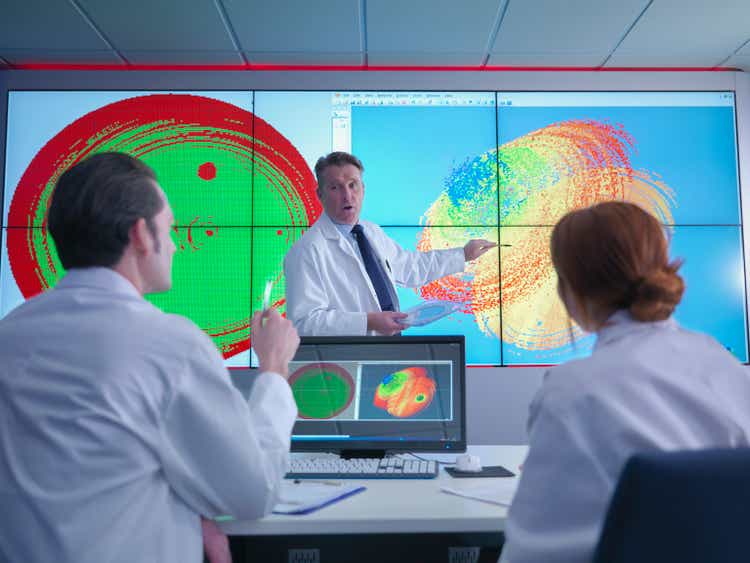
[288,335,466,456]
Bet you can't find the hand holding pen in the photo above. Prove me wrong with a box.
[251,280,299,379]
[261,279,274,322]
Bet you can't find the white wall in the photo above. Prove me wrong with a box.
[1,69,747,444]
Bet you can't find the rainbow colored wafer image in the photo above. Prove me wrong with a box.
[417,119,675,353]
[373,366,436,418]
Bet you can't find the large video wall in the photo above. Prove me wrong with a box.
[1,89,746,366]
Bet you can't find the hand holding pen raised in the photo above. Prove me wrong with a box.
[251,288,299,379]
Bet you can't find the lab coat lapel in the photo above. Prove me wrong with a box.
[318,214,381,306]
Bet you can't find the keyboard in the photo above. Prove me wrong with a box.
[286,456,439,479]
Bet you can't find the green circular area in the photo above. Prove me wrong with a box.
[8,94,318,363]
[289,364,354,419]
[378,371,407,397]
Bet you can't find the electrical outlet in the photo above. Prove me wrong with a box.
[448,546,481,563]
[288,548,320,563]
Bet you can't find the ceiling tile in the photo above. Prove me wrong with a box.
[224,0,362,52]
[0,49,124,65]
[487,52,605,67]
[77,0,236,51]
[0,0,110,50]
[367,52,486,66]
[121,50,245,65]
[244,52,364,66]
[492,0,648,58]
[367,0,500,53]
[610,0,750,66]
[735,41,750,56]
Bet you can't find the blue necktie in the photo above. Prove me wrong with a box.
[350,224,395,312]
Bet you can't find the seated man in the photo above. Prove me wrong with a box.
[0,153,300,563]
[285,151,496,336]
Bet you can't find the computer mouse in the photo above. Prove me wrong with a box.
[455,454,482,472]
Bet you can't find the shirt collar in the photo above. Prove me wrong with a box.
[322,212,360,238]
[594,309,678,350]
[55,267,143,300]
[336,221,358,239]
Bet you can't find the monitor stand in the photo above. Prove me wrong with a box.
[340,449,386,459]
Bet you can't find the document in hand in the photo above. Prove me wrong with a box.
[440,479,518,507]
[273,481,366,515]
[400,300,462,327]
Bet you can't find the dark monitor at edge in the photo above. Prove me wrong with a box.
[288,335,466,456]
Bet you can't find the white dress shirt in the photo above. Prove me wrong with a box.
[501,310,750,563]
[284,212,465,335]
[0,268,297,563]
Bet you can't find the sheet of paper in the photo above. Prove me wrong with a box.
[273,481,365,515]
[440,479,518,507]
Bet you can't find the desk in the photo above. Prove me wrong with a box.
[221,445,527,563]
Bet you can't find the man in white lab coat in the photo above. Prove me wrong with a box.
[284,151,496,336]
[0,153,300,563]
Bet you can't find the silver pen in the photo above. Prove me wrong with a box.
[262,279,274,311]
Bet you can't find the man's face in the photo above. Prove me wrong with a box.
[143,183,177,294]
[316,163,365,225]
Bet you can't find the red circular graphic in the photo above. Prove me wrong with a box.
[198,161,217,180]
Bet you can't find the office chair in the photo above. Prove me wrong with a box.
[593,448,750,563]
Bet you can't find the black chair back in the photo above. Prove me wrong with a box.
[593,448,750,563]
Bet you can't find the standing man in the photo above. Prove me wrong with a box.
[0,153,299,563]
[284,151,496,336]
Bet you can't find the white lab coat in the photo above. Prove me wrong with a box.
[284,212,465,335]
[0,268,297,563]
[501,310,750,563]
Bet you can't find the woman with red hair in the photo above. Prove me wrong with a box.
[500,201,750,563]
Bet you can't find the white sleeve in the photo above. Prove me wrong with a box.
[157,338,297,521]
[500,389,611,563]
[284,243,368,336]
[376,229,465,288]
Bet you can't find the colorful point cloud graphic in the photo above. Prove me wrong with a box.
[373,366,436,418]
[417,119,675,356]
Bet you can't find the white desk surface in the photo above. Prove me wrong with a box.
[220,445,528,536]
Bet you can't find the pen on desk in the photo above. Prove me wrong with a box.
[293,479,342,486]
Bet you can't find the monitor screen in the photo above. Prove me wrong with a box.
[1,89,746,367]
[288,335,466,454]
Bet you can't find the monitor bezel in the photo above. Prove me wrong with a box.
[288,334,467,455]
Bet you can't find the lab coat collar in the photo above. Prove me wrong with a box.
[317,214,362,261]
[316,213,382,306]
[56,267,143,300]
[318,212,360,240]
[594,309,677,350]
